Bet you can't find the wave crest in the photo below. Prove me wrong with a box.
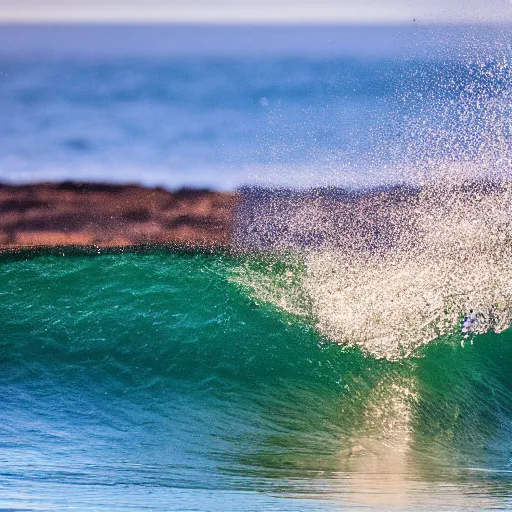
[233,179,512,359]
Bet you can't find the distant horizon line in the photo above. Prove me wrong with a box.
[1,20,511,26]
[1,23,509,59]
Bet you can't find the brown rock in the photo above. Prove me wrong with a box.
[0,182,240,251]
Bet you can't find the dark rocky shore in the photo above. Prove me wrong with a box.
[0,180,502,254]
[0,182,239,251]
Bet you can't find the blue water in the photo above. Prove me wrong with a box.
[0,57,393,189]
[2,24,510,190]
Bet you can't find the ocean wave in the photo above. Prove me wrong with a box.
[1,250,512,509]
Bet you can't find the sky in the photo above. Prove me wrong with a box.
[0,0,511,24]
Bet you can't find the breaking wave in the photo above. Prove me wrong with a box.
[232,51,512,359]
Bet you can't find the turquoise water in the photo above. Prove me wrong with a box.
[1,250,512,510]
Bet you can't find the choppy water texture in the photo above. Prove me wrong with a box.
[1,250,512,510]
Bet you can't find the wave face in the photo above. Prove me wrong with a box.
[1,251,512,510]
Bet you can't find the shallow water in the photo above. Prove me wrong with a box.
[1,250,511,510]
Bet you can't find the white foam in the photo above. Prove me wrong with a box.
[232,180,512,359]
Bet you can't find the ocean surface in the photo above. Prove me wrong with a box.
[1,249,512,511]
[3,24,512,510]
[1,24,512,190]
[0,54,404,189]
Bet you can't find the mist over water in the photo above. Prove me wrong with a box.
[233,180,512,358]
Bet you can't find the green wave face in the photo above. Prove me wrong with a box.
[1,251,512,509]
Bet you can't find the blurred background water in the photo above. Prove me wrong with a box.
[1,24,510,190]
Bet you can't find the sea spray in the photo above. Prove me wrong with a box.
[232,48,512,359]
